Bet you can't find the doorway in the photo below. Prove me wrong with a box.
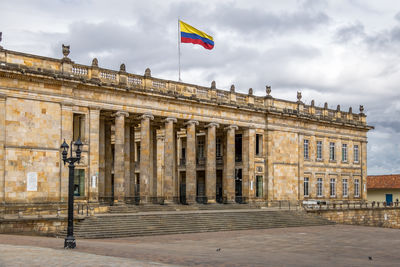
[196,171,206,203]
[180,172,186,204]
[235,169,242,203]
[216,170,223,203]
[386,194,393,205]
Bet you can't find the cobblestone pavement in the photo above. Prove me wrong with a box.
[1,225,400,266]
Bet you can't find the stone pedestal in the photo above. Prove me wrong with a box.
[206,123,219,204]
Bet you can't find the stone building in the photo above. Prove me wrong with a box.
[0,45,373,207]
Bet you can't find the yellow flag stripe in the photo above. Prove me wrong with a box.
[179,20,213,41]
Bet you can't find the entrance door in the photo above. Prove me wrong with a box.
[180,172,186,204]
[216,170,223,203]
[111,174,115,204]
[196,171,206,203]
[235,169,243,203]
[386,194,393,205]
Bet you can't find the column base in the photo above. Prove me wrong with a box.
[207,198,217,204]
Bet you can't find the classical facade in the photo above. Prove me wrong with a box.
[0,45,373,206]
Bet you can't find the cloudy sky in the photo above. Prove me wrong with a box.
[1,0,399,174]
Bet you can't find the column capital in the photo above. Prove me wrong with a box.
[205,122,219,129]
[164,117,177,123]
[138,113,154,120]
[224,125,238,131]
[113,111,129,118]
[89,106,101,111]
[184,120,199,126]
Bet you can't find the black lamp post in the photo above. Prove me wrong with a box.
[60,137,82,249]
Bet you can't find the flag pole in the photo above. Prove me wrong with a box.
[178,19,181,81]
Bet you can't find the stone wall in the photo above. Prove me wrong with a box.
[308,208,400,228]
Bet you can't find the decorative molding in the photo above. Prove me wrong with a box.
[184,120,199,126]
[224,125,238,131]
[113,111,129,118]
[205,122,219,129]
[164,117,177,123]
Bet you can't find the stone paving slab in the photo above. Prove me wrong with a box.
[1,225,399,266]
[0,244,178,267]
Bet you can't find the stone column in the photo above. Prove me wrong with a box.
[139,113,154,203]
[223,125,238,203]
[266,130,274,203]
[129,125,135,198]
[164,117,177,203]
[0,95,6,202]
[242,128,254,202]
[185,120,198,204]
[89,108,100,202]
[206,122,219,204]
[124,121,131,199]
[104,120,112,199]
[60,103,73,202]
[98,116,105,199]
[156,134,165,201]
[113,111,129,203]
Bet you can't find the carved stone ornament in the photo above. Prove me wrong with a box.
[311,100,315,107]
[145,68,151,77]
[266,86,271,96]
[62,44,70,58]
[359,105,364,113]
[92,58,98,67]
[248,88,253,95]
[336,105,340,111]
[324,102,328,109]
[0,32,2,43]
[349,107,352,114]
[230,84,235,92]
[297,91,302,102]
[211,80,216,89]
[120,63,126,72]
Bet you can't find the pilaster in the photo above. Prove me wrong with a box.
[0,95,6,202]
[242,128,255,201]
[185,120,198,204]
[129,125,135,198]
[60,103,73,202]
[88,108,100,202]
[223,125,238,203]
[205,122,219,203]
[113,111,129,203]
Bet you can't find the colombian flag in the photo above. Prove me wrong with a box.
[180,21,214,50]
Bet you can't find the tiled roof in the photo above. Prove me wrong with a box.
[367,174,400,189]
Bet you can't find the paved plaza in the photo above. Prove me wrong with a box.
[0,225,399,266]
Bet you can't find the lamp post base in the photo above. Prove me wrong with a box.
[64,236,76,249]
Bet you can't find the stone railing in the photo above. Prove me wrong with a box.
[0,48,370,127]
[303,201,400,211]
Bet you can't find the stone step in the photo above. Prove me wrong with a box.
[58,210,333,239]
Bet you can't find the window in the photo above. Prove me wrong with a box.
[256,134,263,156]
[256,176,263,197]
[316,141,322,160]
[73,114,85,141]
[342,144,347,162]
[216,138,222,157]
[329,142,335,161]
[136,143,141,162]
[354,145,359,163]
[304,139,309,159]
[74,169,85,196]
[342,179,348,197]
[354,179,360,197]
[198,138,205,159]
[330,178,336,197]
[304,177,309,197]
[317,178,323,197]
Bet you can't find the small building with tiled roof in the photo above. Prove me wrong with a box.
[367,174,400,204]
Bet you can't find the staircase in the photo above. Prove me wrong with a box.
[61,209,334,239]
